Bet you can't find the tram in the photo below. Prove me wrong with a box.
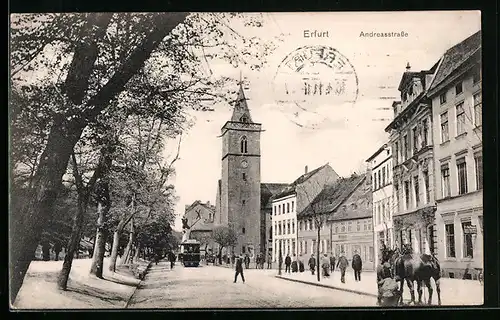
[179,239,201,267]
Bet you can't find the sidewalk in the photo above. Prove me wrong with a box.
[276,269,484,306]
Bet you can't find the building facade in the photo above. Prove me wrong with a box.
[366,144,394,263]
[272,164,339,262]
[184,200,216,254]
[385,63,438,255]
[427,31,482,279]
[297,173,375,270]
[214,84,286,258]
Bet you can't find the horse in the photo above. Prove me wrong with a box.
[393,245,442,306]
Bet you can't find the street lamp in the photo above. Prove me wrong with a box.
[278,243,282,276]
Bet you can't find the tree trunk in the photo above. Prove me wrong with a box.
[57,196,86,290]
[119,221,134,266]
[108,231,121,273]
[90,192,109,278]
[133,244,140,262]
[317,226,320,282]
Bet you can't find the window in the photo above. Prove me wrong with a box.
[312,240,317,253]
[439,92,447,105]
[475,154,483,190]
[278,222,282,235]
[455,82,463,95]
[373,174,378,190]
[394,183,399,211]
[473,69,481,84]
[240,136,248,153]
[404,181,410,210]
[414,176,419,207]
[378,171,381,189]
[348,222,352,232]
[395,142,400,164]
[287,220,291,234]
[403,134,409,161]
[242,200,246,205]
[412,126,418,153]
[292,220,295,234]
[291,201,295,212]
[309,219,314,230]
[474,92,482,127]
[240,116,248,123]
[441,112,449,142]
[441,165,451,198]
[242,173,246,181]
[456,103,466,136]
[422,119,429,147]
[423,170,430,204]
[462,221,474,258]
[273,206,276,215]
[457,158,468,195]
[341,223,346,233]
[274,223,277,235]
[242,227,246,234]
[382,167,386,186]
[287,203,290,213]
[369,246,374,262]
[335,224,338,233]
[445,223,456,258]
[279,204,281,214]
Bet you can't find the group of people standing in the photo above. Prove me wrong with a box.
[281,251,363,284]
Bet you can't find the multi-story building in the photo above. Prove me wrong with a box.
[271,164,339,262]
[366,143,394,263]
[385,62,438,255]
[297,173,375,270]
[184,200,216,254]
[427,30,482,279]
[214,83,286,259]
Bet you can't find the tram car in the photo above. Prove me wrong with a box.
[179,239,201,267]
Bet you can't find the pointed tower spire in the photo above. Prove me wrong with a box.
[230,73,253,123]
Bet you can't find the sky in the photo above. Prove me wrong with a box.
[156,12,481,231]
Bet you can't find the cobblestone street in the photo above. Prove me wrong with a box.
[127,261,376,308]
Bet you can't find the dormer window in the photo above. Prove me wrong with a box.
[240,116,248,123]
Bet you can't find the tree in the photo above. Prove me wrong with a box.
[10,12,281,303]
[212,225,237,265]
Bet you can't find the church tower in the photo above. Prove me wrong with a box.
[219,82,262,256]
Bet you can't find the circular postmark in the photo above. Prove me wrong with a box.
[272,45,359,129]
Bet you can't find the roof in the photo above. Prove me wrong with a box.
[230,83,253,122]
[297,174,367,219]
[185,200,215,214]
[261,183,288,209]
[365,144,389,163]
[273,164,333,199]
[428,30,481,92]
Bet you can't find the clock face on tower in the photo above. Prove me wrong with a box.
[241,160,248,168]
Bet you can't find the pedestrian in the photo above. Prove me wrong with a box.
[231,252,236,266]
[329,254,336,273]
[298,255,305,272]
[308,254,316,275]
[244,253,250,269]
[321,254,330,278]
[291,254,298,273]
[336,252,348,283]
[377,260,400,306]
[352,250,363,281]
[234,254,245,283]
[267,252,272,269]
[284,254,291,273]
[168,251,176,269]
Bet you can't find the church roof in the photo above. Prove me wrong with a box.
[261,183,288,209]
[230,83,253,123]
[273,164,333,199]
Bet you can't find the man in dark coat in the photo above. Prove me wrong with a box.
[244,254,250,269]
[267,253,272,269]
[308,254,316,275]
[168,251,176,269]
[336,252,348,283]
[291,254,298,272]
[298,255,305,272]
[284,254,292,273]
[234,254,245,283]
[352,250,363,281]
[330,254,336,273]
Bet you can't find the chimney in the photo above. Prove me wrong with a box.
[406,62,411,71]
[305,165,308,174]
